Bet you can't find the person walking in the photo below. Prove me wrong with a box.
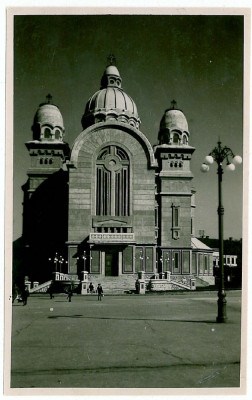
[67,288,73,302]
[48,285,54,299]
[97,283,103,301]
[89,282,94,294]
[22,288,29,306]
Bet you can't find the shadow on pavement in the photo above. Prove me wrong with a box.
[47,315,229,324]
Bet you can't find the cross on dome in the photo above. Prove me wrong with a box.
[46,93,52,104]
[171,99,177,109]
[107,54,116,65]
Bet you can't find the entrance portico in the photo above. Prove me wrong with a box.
[91,245,123,276]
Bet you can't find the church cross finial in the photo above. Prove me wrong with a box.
[46,93,52,104]
[171,99,177,109]
[107,54,116,65]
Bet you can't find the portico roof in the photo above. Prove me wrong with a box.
[191,237,213,251]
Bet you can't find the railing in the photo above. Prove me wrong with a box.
[53,272,79,281]
[89,232,135,243]
[29,280,52,293]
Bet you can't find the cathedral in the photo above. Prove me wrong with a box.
[22,60,214,293]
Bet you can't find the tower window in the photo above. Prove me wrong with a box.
[173,133,179,144]
[171,204,180,239]
[44,158,48,165]
[96,145,130,216]
[44,128,51,139]
[55,129,60,139]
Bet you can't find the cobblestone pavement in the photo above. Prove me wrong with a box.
[9,290,242,391]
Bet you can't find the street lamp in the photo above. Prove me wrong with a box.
[201,141,242,323]
[49,252,59,272]
[82,251,87,271]
[139,250,144,270]
[59,256,64,273]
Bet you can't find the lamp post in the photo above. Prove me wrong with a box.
[82,251,87,271]
[201,141,242,323]
[59,256,64,274]
[48,252,59,273]
[139,250,144,271]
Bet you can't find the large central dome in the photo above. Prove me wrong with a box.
[81,64,141,130]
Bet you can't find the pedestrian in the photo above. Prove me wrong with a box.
[89,282,94,294]
[97,283,103,301]
[48,285,54,299]
[21,288,29,306]
[135,279,140,294]
[67,288,73,302]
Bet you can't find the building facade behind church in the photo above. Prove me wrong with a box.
[22,62,214,291]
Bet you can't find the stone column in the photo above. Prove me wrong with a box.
[101,251,105,275]
[81,271,89,295]
[33,281,39,289]
[138,279,146,294]
[165,271,171,281]
[138,271,145,280]
[190,278,196,290]
[118,251,123,276]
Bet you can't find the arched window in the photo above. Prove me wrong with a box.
[44,128,51,139]
[173,133,179,144]
[96,145,130,216]
[55,129,60,139]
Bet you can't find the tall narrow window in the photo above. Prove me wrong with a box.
[173,251,180,273]
[96,145,130,216]
[171,204,180,239]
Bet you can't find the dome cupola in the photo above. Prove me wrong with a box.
[158,100,190,145]
[100,64,122,89]
[81,56,141,130]
[32,94,65,142]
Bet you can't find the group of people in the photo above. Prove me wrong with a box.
[13,288,29,306]
[48,282,104,302]
[89,282,104,301]
[13,282,104,304]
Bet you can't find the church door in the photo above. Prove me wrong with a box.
[105,251,118,276]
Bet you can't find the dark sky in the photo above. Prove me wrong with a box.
[13,14,244,240]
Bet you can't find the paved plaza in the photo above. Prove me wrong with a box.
[10,290,242,390]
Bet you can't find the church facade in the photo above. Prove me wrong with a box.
[22,62,214,291]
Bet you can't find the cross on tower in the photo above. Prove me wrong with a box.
[46,93,52,104]
[171,99,177,109]
[107,54,116,65]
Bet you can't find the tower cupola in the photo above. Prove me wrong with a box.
[32,94,65,142]
[158,100,190,145]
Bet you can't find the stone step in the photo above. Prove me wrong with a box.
[87,275,137,293]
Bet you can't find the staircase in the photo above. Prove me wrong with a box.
[29,280,52,293]
[87,275,137,294]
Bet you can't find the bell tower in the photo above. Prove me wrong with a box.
[155,101,195,274]
[25,94,69,194]
[22,95,70,282]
